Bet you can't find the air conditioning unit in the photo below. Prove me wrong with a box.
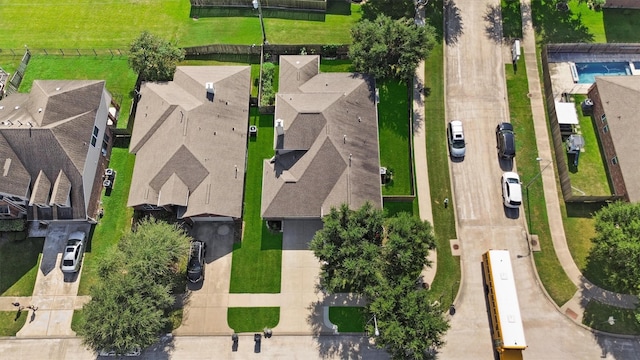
[105,168,114,177]
[103,179,112,188]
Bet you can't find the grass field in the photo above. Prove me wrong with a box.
[583,299,640,335]
[565,95,610,197]
[506,54,576,306]
[0,1,360,50]
[0,310,28,336]
[227,307,279,333]
[378,80,412,195]
[16,56,138,129]
[532,0,640,44]
[229,109,282,294]
[78,145,136,295]
[0,237,44,296]
[422,36,461,306]
[328,307,365,333]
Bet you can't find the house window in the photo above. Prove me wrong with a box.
[91,126,99,147]
[611,156,618,165]
[102,132,110,156]
[600,114,607,123]
[0,205,9,214]
[603,125,609,133]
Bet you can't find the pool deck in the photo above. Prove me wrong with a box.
[548,60,640,100]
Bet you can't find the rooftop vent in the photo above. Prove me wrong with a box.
[275,119,284,136]
[206,82,215,102]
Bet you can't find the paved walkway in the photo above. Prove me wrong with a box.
[519,0,638,324]
[413,4,438,291]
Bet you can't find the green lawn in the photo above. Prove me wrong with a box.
[422,34,460,306]
[17,55,138,129]
[564,95,610,197]
[229,109,282,293]
[378,80,412,196]
[532,0,640,44]
[227,307,279,333]
[0,310,28,336]
[0,1,360,49]
[583,300,640,335]
[71,308,85,334]
[0,237,45,296]
[78,145,136,295]
[506,55,576,306]
[329,306,366,332]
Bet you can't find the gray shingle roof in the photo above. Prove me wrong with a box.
[0,80,109,220]
[594,76,640,202]
[261,55,382,219]
[128,66,251,219]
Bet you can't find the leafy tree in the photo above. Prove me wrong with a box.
[349,15,435,82]
[362,0,416,21]
[310,202,384,293]
[589,201,640,294]
[128,31,185,81]
[79,218,190,355]
[368,283,449,360]
[311,203,446,358]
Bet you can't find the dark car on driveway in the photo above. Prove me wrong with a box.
[496,122,516,159]
[187,240,206,283]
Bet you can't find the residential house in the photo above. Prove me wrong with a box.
[261,55,382,232]
[128,66,251,222]
[0,80,115,222]
[587,76,640,202]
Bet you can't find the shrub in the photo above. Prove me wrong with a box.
[0,219,27,232]
[260,62,276,106]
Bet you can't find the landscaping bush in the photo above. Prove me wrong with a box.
[0,219,27,232]
[260,62,276,106]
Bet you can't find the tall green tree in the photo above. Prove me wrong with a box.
[590,201,640,294]
[78,218,191,355]
[349,15,435,82]
[311,203,447,358]
[128,31,185,82]
[309,202,384,293]
[362,0,416,21]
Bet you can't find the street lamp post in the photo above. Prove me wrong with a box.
[252,0,267,45]
[366,314,380,337]
[524,157,553,235]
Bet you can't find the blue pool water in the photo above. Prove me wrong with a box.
[576,62,630,84]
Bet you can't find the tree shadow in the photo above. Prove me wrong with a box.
[306,298,377,360]
[484,4,504,44]
[530,0,594,44]
[444,0,463,45]
[503,0,525,41]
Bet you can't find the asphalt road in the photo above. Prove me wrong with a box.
[439,0,640,359]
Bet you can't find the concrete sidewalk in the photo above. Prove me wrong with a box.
[519,0,638,324]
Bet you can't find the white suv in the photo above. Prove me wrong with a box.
[61,231,86,273]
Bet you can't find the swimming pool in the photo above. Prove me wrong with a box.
[575,62,631,84]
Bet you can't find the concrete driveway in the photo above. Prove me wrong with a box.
[175,221,235,335]
[440,0,640,359]
[17,222,91,337]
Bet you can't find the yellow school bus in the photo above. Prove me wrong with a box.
[482,250,527,360]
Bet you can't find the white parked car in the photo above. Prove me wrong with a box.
[501,172,522,209]
[447,120,466,158]
[61,231,86,273]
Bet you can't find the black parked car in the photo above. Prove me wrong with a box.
[187,240,206,283]
[496,122,516,159]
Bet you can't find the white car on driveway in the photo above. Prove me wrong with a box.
[61,231,86,273]
[501,172,522,209]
